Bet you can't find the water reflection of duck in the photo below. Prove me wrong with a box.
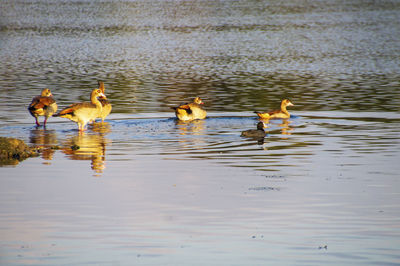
[241,122,267,139]
[279,119,293,136]
[90,121,111,134]
[55,88,106,131]
[255,99,294,119]
[172,97,207,121]
[174,119,207,150]
[175,119,205,135]
[29,128,58,161]
[97,81,112,122]
[28,88,58,127]
[61,132,109,174]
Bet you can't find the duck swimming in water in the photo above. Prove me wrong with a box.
[241,121,267,139]
[172,97,207,121]
[54,88,106,131]
[28,88,58,127]
[255,99,294,119]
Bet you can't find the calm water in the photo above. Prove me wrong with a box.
[1,0,400,265]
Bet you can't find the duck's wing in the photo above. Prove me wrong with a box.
[55,102,94,116]
[29,96,56,110]
[268,109,281,115]
[254,111,270,119]
[241,129,265,138]
[177,104,193,114]
[172,103,191,110]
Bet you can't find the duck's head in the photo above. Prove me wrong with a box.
[41,88,53,97]
[194,97,204,105]
[282,99,294,107]
[92,88,106,99]
[256,121,267,130]
[98,81,105,93]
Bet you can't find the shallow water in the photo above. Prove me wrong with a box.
[1,0,400,265]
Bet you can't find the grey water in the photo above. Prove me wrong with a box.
[1,0,400,265]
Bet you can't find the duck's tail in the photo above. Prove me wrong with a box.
[254,111,270,119]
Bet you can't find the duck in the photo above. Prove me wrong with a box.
[172,97,207,121]
[241,121,267,138]
[254,99,294,119]
[54,88,106,131]
[97,81,112,122]
[28,88,58,127]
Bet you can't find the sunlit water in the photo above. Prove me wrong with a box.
[1,0,400,265]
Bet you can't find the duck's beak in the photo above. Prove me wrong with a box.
[99,92,107,99]
[287,102,294,106]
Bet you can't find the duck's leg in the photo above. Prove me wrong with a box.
[43,116,48,127]
[34,116,40,126]
[78,122,87,132]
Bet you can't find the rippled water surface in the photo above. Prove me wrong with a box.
[1,0,400,265]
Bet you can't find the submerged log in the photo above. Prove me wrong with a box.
[0,137,38,165]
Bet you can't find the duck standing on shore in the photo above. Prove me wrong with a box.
[172,97,207,121]
[54,88,106,131]
[255,99,294,119]
[28,88,58,127]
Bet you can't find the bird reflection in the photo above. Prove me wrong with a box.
[89,121,112,134]
[174,119,206,149]
[61,123,110,174]
[175,119,205,135]
[29,128,58,161]
[278,119,294,137]
[258,118,294,139]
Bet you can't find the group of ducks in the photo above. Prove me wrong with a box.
[28,82,295,138]
[241,99,294,139]
[28,81,111,131]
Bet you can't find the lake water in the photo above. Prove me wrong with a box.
[1,0,400,265]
